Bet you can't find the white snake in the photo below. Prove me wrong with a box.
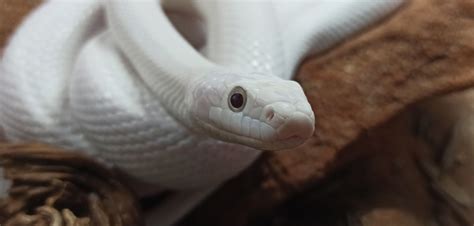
[0,0,404,225]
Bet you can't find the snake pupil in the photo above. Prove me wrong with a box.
[231,93,244,108]
[228,86,246,112]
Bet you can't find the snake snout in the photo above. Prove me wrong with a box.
[276,112,314,141]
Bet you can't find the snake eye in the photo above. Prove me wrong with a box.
[228,86,246,112]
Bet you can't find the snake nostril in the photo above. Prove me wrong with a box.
[265,109,275,121]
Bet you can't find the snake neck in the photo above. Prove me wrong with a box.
[106,0,218,128]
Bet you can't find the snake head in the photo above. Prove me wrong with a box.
[190,73,315,151]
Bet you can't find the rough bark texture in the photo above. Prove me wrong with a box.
[1,0,474,226]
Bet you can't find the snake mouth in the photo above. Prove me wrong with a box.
[195,113,314,151]
[237,132,310,151]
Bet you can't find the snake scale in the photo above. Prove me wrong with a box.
[0,0,404,225]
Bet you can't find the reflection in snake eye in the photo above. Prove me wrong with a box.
[228,86,246,112]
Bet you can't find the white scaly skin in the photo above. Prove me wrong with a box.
[189,1,316,146]
[106,0,316,151]
[72,31,257,225]
[0,0,405,225]
[274,0,407,79]
[71,31,261,189]
[70,0,314,189]
[0,1,101,151]
[69,2,306,225]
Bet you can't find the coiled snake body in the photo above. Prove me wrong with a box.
[0,0,404,224]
